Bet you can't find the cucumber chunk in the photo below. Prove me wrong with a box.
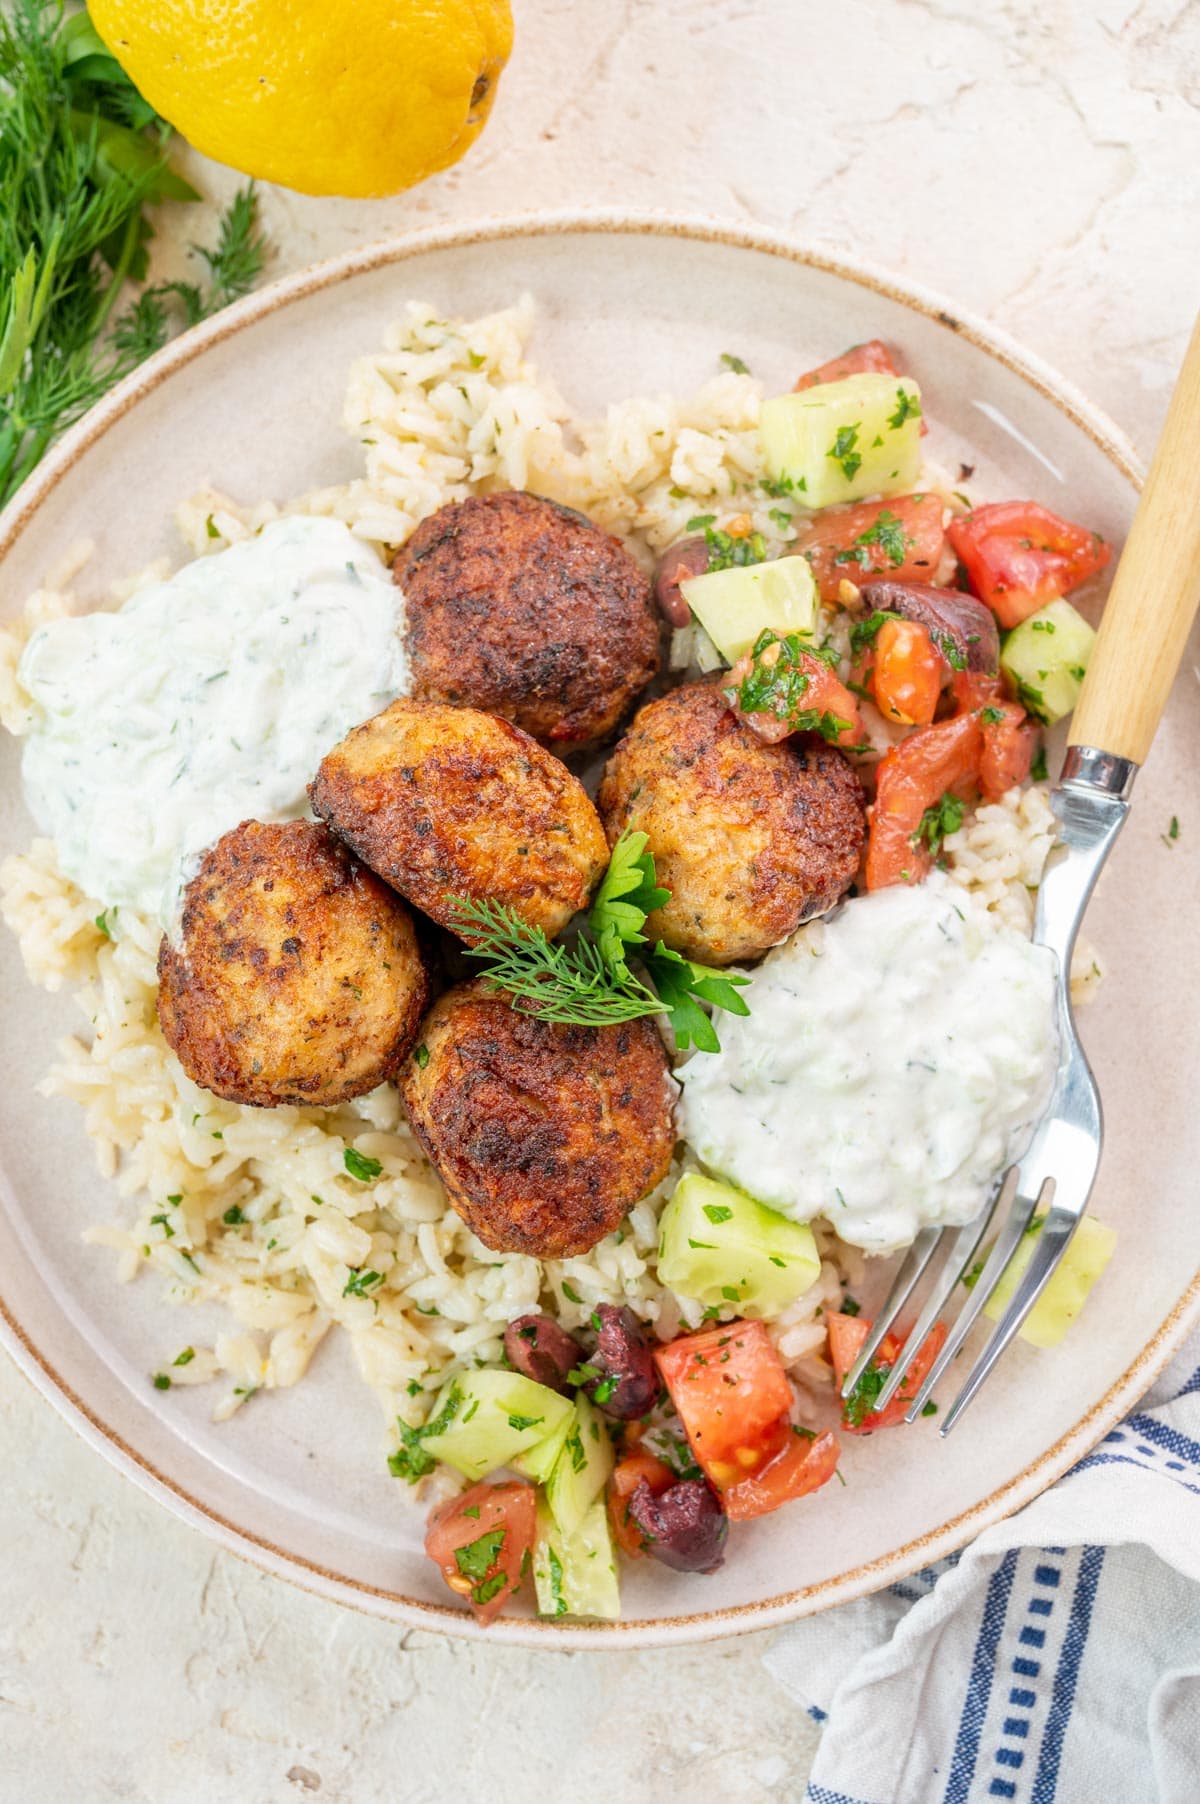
[1000,598,1097,725]
[544,1392,614,1539]
[680,554,818,664]
[760,373,923,509]
[983,1214,1116,1349]
[657,1172,821,1317]
[421,1370,574,1482]
[533,1497,621,1621]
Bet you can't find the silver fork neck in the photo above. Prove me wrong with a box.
[1036,744,1138,973]
[1060,744,1139,801]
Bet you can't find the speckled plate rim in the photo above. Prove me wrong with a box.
[0,209,1190,1652]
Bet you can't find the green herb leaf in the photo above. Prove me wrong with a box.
[912,791,965,857]
[843,1359,887,1428]
[887,387,922,429]
[588,829,670,975]
[545,1544,568,1617]
[645,943,749,1054]
[343,1267,383,1299]
[472,1570,507,1607]
[454,1526,506,1583]
[832,509,911,571]
[387,1381,462,1483]
[343,1148,382,1182]
[828,423,862,481]
[720,352,750,374]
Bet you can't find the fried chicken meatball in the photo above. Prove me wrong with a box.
[157,819,428,1108]
[400,980,677,1258]
[310,697,608,941]
[395,491,661,750]
[597,682,865,966]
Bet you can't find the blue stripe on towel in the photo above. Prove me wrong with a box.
[942,1550,1018,1804]
[1028,1545,1105,1803]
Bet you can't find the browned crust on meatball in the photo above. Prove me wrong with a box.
[597,681,866,965]
[400,980,678,1258]
[310,698,609,941]
[395,490,661,750]
[157,819,428,1108]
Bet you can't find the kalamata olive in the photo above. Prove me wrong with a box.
[628,1477,728,1573]
[504,1313,584,1393]
[653,535,711,628]
[585,1303,663,1419]
[860,579,999,675]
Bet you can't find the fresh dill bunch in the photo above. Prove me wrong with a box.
[446,896,666,1028]
[0,2,266,507]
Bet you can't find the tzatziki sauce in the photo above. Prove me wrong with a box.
[678,880,1058,1253]
[18,516,409,930]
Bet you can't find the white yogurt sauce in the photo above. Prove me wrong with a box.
[678,880,1058,1253]
[18,516,409,930]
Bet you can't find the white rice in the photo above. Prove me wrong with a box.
[0,297,1095,1459]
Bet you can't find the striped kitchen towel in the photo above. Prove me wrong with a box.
[765,1335,1200,1804]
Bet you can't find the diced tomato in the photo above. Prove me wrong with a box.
[722,1428,840,1520]
[827,1312,948,1433]
[979,702,1038,801]
[870,617,943,726]
[948,501,1111,630]
[425,1479,537,1625]
[794,339,901,391]
[949,670,1038,802]
[724,637,866,748]
[655,1320,795,1493]
[827,1310,870,1391]
[794,493,946,604]
[864,711,982,891]
[608,1451,674,1557]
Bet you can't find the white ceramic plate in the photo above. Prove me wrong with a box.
[2,214,1198,1648]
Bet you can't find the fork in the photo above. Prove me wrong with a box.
[840,312,1200,1434]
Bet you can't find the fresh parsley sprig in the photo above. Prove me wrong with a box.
[588,829,669,975]
[447,830,750,1052]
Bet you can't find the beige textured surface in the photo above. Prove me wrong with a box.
[3,1,1199,1796]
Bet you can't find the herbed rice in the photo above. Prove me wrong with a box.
[0,297,1099,1460]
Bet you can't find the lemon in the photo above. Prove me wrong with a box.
[88,0,513,198]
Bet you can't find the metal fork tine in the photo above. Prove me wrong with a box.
[838,1226,942,1401]
[902,1167,1031,1422]
[939,1192,1079,1435]
[871,1203,998,1415]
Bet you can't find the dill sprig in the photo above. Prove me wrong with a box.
[447,832,752,1052]
[447,896,666,1028]
[0,2,267,507]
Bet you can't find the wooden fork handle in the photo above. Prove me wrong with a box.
[1069,311,1200,767]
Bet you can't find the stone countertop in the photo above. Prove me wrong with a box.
[3,3,1198,1798]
